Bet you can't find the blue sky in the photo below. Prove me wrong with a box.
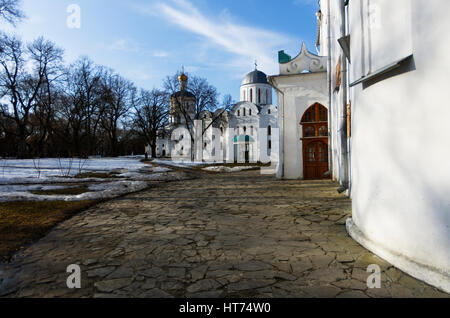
[0,0,319,102]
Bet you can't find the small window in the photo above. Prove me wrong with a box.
[238,110,240,116]
[250,89,253,103]
[249,109,252,116]
[258,88,261,104]
[251,126,254,135]
[243,126,247,133]
[305,126,315,138]
[268,126,272,136]
[268,140,272,149]
[268,109,271,115]
[319,126,328,137]
[243,108,246,117]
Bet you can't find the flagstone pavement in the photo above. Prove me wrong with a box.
[0,169,448,298]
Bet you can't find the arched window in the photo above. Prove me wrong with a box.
[268,125,272,136]
[250,89,253,103]
[243,126,247,133]
[268,109,271,115]
[258,88,261,104]
[251,126,254,135]
[243,108,246,117]
[249,109,252,116]
[236,126,240,134]
[238,110,240,117]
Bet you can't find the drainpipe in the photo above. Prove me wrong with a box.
[326,0,333,179]
[338,0,349,194]
[268,77,285,179]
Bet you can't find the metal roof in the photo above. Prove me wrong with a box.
[241,70,268,86]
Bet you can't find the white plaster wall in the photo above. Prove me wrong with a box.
[347,0,450,282]
[273,72,328,179]
[241,84,272,105]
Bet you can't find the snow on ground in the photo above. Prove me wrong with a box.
[0,157,148,181]
[152,159,205,168]
[202,166,259,173]
[0,157,180,203]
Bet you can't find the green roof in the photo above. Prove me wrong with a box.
[278,50,292,64]
[234,135,255,143]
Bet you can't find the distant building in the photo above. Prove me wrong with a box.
[156,68,278,164]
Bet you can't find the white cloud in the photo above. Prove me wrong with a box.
[107,38,141,53]
[153,50,169,58]
[141,0,295,75]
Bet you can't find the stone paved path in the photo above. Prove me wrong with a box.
[0,170,448,298]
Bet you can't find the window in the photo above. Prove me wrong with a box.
[243,108,246,117]
[243,90,246,101]
[250,89,253,103]
[305,126,315,138]
[249,109,252,116]
[238,110,240,116]
[220,127,224,136]
[243,126,247,133]
[268,126,272,136]
[268,140,272,149]
[306,144,315,162]
[236,126,240,134]
[251,126,254,135]
[319,126,328,137]
[258,88,261,104]
[268,109,271,115]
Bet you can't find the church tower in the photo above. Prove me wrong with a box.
[170,72,196,125]
[240,66,273,106]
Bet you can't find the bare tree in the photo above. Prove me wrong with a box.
[100,71,135,157]
[133,88,169,159]
[29,37,64,157]
[0,35,62,158]
[56,57,104,157]
[0,0,25,26]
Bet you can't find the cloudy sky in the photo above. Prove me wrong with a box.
[1,0,320,102]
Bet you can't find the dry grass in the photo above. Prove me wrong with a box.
[29,186,90,196]
[74,172,119,179]
[0,200,99,262]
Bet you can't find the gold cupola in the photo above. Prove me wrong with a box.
[178,72,188,91]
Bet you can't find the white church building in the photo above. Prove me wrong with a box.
[156,69,278,164]
[272,0,450,293]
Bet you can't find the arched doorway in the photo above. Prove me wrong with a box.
[301,103,330,179]
[234,135,254,163]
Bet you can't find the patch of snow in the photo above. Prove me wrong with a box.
[0,157,148,181]
[202,166,258,173]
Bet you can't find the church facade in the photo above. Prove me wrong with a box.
[155,69,278,164]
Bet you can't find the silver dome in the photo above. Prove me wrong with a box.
[241,70,268,86]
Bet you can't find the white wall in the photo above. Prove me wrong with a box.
[273,72,328,179]
[329,0,450,292]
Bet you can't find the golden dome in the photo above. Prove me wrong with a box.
[178,73,188,82]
